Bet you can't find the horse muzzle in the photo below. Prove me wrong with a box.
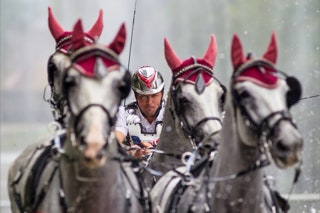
[270,121,303,168]
[82,143,107,168]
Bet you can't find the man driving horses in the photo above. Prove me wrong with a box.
[115,65,165,159]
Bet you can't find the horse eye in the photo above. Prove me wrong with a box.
[179,96,189,105]
[238,90,250,99]
[65,75,77,88]
[219,94,225,108]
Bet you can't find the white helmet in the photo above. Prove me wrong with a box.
[132,66,164,95]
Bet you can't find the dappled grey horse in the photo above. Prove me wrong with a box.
[151,32,303,213]
[143,35,226,188]
[8,20,148,213]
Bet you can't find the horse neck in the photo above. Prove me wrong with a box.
[148,92,194,176]
[60,131,132,211]
[211,94,265,212]
[156,92,195,153]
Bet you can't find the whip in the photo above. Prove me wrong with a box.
[124,0,138,106]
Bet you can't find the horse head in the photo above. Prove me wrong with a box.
[46,7,103,126]
[231,32,303,168]
[164,35,226,146]
[62,20,130,168]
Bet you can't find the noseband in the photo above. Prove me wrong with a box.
[72,103,116,137]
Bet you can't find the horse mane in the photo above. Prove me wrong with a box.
[154,91,194,161]
[142,91,195,188]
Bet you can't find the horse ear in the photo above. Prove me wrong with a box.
[231,34,245,71]
[86,9,103,39]
[108,23,126,55]
[203,34,218,68]
[262,31,277,64]
[71,20,86,51]
[164,37,181,70]
[48,7,65,40]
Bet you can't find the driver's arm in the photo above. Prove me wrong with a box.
[115,131,126,144]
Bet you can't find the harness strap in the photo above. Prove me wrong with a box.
[168,155,213,212]
[120,160,152,213]
[264,175,290,213]
[12,185,24,213]
[31,165,59,211]
[211,157,270,182]
[113,142,151,212]
[58,165,69,213]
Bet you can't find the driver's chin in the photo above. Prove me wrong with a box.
[144,109,157,117]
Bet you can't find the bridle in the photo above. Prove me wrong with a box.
[229,59,302,173]
[44,51,70,127]
[170,57,226,144]
[62,43,131,158]
[44,35,95,127]
[232,59,301,141]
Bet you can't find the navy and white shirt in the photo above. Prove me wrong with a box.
[115,100,165,145]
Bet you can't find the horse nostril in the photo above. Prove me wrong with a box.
[96,151,104,160]
[80,136,86,146]
[276,141,290,153]
[84,156,92,162]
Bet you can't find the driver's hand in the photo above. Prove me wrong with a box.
[128,142,153,159]
[128,145,144,159]
[140,141,154,155]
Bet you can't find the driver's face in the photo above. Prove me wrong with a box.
[136,92,162,119]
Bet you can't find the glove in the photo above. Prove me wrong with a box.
[126,114,140,124]
[150,138,160,146]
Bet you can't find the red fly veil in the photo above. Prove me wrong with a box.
[164,35,217,86]
[231,32,279,89]
[48,7,103,52]
[70,20,126,78]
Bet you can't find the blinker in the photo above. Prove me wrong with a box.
[119,70,132,99]
[286,76,302,107]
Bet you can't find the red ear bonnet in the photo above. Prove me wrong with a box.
[71,20,86,51]
[262,31,277,64]
[232,32,279,88]
[70,21,124,78]
[203,35,217,68]
[231,34,245,70]
[48,7,103,51]
[86,9,104,39]
[164,37,182,70]
[108,23,126,55]
[164,35,217,85]
[48,7,64,40]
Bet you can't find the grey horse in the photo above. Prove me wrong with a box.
[143,35,226,188]
[151,32,303,213]
[8,19,148,213]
